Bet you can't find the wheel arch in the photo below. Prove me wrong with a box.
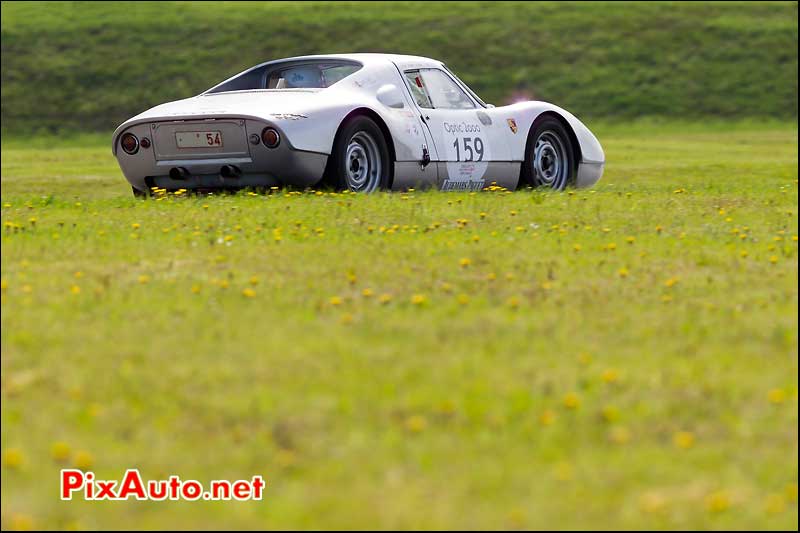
[519,111,582,187]
[526,111,581,166]
[328,107,396,188]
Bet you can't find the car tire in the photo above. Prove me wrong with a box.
[520,116,576,191]
[132,186,148,198]
[329,116,391,192]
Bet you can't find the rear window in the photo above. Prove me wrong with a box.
[207,60,362,93]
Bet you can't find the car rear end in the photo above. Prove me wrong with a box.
[113,115,328,194]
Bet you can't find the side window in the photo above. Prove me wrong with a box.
[419,69,475,110]
[322,65,361,86]
[404,70,433,108]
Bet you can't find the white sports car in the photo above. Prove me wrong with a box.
[112,54,604,196]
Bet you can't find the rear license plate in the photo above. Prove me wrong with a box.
[175,131,223,148]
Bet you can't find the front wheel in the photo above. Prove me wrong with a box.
[329,116,391,192]
[520,117,576,191]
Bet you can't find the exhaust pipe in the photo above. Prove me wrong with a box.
[169,167,189,180]
[220,165,241,178]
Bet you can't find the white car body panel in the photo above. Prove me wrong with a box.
[112,53,604,193]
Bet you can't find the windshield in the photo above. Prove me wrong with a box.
[206,60,362,93]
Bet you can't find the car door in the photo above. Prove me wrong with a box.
[400,68,513,190]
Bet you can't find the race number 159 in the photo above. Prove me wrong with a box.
[452,137,484,161]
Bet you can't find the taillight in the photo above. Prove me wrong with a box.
[120,133,139,154]
[261,127,280,148]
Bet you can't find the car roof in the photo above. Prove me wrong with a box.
[255,53,444,69]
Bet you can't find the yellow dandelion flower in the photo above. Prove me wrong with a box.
[242,288,256,298]
[664,277,679,288]
[361,288,374,297]
[563,392,580,409]
[405,415,428,433]
[768,388,786,404]
[70,285,81,295]
[3,448,24,468]
[74,271,83,279]
[618,267,629,278]
[486,272,497,281]
[769,255,778,264]
[573,243,582,252]
[378,293,392,304]
[472,235,480,242]
[479,212,487,219]
[506,296,520,309]
[73,450,94,470]
[539,410,556,426]
[131,223,140,230]
[459,257,471,267]
[457,294,470,305]
[740,250,748,258]
[340,313,354,325]
[51,441,71,462]
[137,275,150,284]
[219,279,229,289]
[440,282,453,293]
[249,276,259,285]
[0,279,7,291]
[329,296,343,306]
[626,236,635,244]
[191,284,201,294]
[411,294,427,305]
[22,284,32,293]
[601,368,619,383]
[705,490,730,513]
[672,431,695,449]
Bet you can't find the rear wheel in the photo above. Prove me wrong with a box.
[329,116,391,192]
[520,117,575,191]
[132,186,147,198]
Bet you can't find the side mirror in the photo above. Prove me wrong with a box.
[376,84,405,109]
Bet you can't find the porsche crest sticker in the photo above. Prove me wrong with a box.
[507,118,518,134]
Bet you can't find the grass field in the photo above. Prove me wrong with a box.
[1,120,798,529]
[2,1,797,135]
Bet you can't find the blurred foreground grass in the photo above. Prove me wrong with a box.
[1,121,798,529]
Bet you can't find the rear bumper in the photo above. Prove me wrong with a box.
[575,160,604,188]
[134,150,328,193]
